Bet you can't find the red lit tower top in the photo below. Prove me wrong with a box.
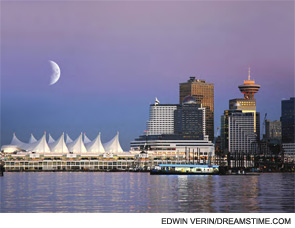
[238,67,260,99]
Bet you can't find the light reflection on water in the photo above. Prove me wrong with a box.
[0,172,294,213]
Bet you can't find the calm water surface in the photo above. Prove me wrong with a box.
[0,172,294,213]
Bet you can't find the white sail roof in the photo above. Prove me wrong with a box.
[65,134,73,143]
[28,134,37,144]
[85,133,105,153]
[48,134,55,144]
[10,133,35,151]
[31,133,51,153]
[103,132,123,153]
[49,133,69,153]
[10,133,26,148]
[67,133,87,153]
[83,133,91,144]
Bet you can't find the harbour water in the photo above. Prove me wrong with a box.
[0,172,294,213]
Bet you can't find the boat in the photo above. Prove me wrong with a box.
[150,164,220,175]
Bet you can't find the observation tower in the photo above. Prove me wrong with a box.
[238,68,260,99]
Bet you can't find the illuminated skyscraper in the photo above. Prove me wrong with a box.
[221,68,260,154]
[179,77,214,142]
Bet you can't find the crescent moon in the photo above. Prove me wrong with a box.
[49,60,61,85]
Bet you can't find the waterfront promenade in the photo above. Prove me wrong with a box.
[3,159,190,172]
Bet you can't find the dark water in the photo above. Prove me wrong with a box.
[0,172,294,213]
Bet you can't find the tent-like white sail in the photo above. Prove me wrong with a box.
[48,134,55,144]
[49,133,69,153]
[83,133,91,144]
[11,133,36,151]
[85,133,105,153]
[65,134,73,143]
[10,133,26,148]
[67,133,87,153]
[28,134,37,144]
[31,132,51,153]
[103,132,123,153]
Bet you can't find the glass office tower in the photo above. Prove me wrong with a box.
[179,77,214,142]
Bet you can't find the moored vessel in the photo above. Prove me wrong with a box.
[150,164,219,175]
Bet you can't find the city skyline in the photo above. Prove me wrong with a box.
[1,1,294,150]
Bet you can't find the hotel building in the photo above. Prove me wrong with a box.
[130,96,214,161]
[147,103,178,135]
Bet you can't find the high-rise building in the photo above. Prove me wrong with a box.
[229,99,256,112]
[229,98,260,137]
[179,77,214,142]
[146,99,178,135]
[174,95,206,139]
[265,120,281,142]
[221,110,236,153]
[228,112,258,154]
[281,97,295,144]
[281,97,295,161]
[130,97,214,159]
[221,68,260,154]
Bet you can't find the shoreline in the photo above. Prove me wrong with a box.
[2,169,294,174]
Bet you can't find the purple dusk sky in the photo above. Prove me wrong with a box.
[1,0,294,150]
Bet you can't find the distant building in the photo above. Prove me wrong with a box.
[281,97,295,161]
[229,98,260,139]
[238,68,260,100]
[221,110,235,153]
[265,120,281,142]
[174,95,206,139]
[146,101,178,135]
[179,77,214,142]
[281,98,295,144]
[282,144,295,162]
[130,135,214,161]
[228,112,258,154]
[221,68,260,155]
[131,97,213,159]
[146,96,206,139]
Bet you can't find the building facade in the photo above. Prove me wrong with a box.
[179,77,214,142]
[281,97,295,161]
[228,112,258,154]
[281,97,295,144]
[146,103,178,135]
[229,98,260,137]
[221,69,260,155]
[174,96,206,139]
[265,120,281,142]
[131,96,213,159]
[130,137,215,162]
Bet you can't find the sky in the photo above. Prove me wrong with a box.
[1,0,294,150]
